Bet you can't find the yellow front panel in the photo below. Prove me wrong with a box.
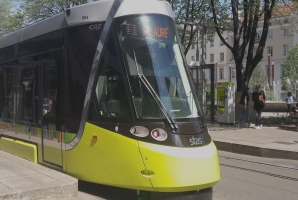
[64,123,152,190]
[138,141,220,192]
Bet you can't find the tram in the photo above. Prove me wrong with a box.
[0,0,220,198]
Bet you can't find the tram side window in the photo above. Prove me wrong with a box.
[15,56,40,123]
[0,62,15,120]
[42,51,64,131]
[88,35,130,122]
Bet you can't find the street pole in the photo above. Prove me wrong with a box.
[229,65,232,82]
[196,26,199,62]
[272,61,274,84]
[268,54,271,87]
[201,11,207,115]
[215,61,218,89]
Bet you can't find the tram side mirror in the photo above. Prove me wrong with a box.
[107,99,120,117]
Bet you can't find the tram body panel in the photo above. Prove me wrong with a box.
[115,0,174,19]
[138,141,220,192]
[65,0,114,25]
[64,122,153,190]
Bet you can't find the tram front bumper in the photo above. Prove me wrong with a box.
[138,141,220,192]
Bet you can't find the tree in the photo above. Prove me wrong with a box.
[0,0,22,37]
[14,0,95,27]
[281,43,298,93]
[168,0,220,56]
[211,0,276,91]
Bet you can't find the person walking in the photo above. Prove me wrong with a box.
[238,87,250,128]
[285,91,293,116]
[252,84,266,129]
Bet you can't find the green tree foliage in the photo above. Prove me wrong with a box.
[14,0,95,26]
[0,0,22,36]
[168,0,221,56]
[281,44,298,92]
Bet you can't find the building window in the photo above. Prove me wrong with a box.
[191,56,195,61]
[231,37,234,44]
[210,54,214,62]
[283,45,288,56]
[268,30,273,39]
[200,55,203,65]
[267,46,273,56]
[219,68,224,79]
[220,39,224,45]
[220,53,224,61]
[232,68,236,78]
[191,43,195,49]
[284,29,288,37]
[210,39,214,47]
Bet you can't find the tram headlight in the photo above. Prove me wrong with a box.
[130,126,149,137]
[151,128,167,141]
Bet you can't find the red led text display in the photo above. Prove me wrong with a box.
[122,24,170,39]
[142,26,169,38]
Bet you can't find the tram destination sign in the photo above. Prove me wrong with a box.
[123,23,170,39]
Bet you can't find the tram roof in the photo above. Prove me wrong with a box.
[0,0,173,49]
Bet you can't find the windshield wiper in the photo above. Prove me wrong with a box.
[133,50,178,131]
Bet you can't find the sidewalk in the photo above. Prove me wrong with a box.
[0,150,78,200]
[209,112,298,160]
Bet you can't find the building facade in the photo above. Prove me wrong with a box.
[185,13,298,93]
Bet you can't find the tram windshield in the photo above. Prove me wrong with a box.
[115,15,201,120]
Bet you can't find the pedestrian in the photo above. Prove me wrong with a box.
[285,91,293,116]
[238,86,250,128]
[252,84,266,129]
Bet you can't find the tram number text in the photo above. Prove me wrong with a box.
[142,26,168,38]
[82,16,88,20]
[189,136,203,146]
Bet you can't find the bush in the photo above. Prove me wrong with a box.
[262,115,297,124]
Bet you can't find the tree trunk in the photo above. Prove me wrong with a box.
[235,60,244,91]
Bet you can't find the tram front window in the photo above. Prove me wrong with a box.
[115,15,200,119]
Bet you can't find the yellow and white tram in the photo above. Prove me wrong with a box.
[0,0,220,198]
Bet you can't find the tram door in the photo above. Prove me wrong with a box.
[42,52,63,167]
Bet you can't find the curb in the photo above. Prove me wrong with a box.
[214,141,298,160]
[279,124,298,132]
